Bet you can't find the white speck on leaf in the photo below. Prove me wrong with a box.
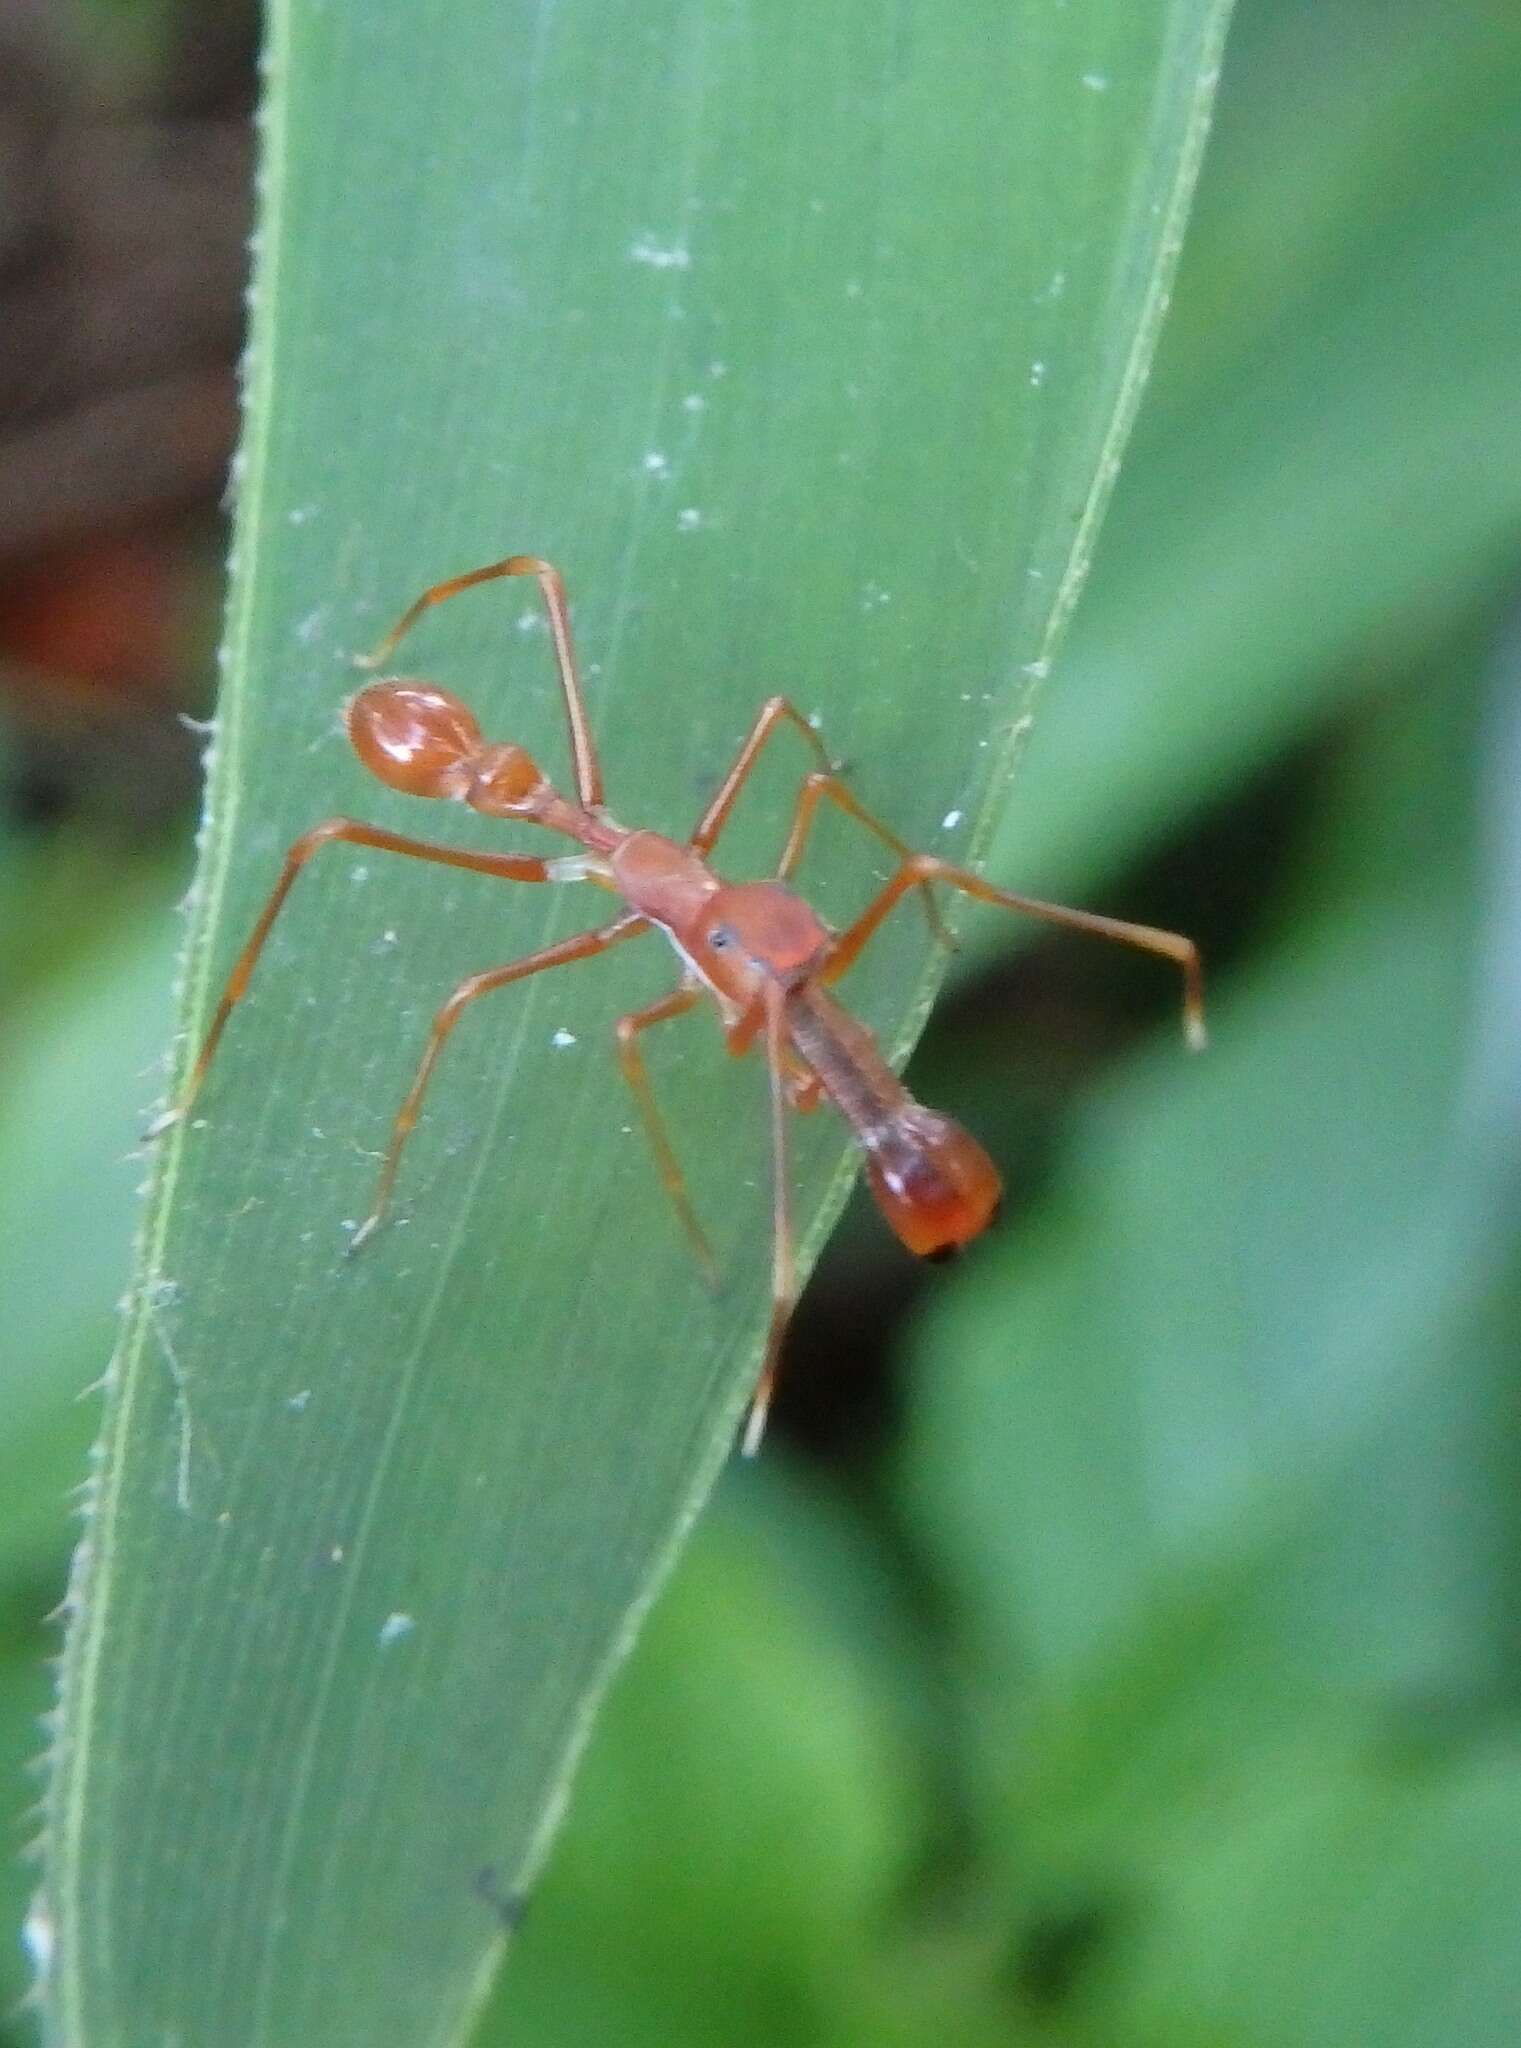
[642,450,671,479]
[629,235,691,269]
[1029,360,1047,389]
[1082,71,1110,91]
[551,1028,577,1049]
[287,1389,311,1412]
[23,1902,53,1977]
[379,1612,417,1647]
[681,391,707,414]
[942,809,963,831]
[677,507,702,531]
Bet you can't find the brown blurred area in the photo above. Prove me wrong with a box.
[0,0,255,838]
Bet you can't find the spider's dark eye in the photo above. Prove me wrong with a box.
[709,926,734,951]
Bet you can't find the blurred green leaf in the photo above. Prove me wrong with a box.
[900,619,1521,2042]
[1012,1580,1521,2048]
[908,620,1490,1660]
[980,0,1521,918]
[0,839,167,1020]
[488,1476,962,2048]
[0,888,178,1475]
[40,4,1234,2043]
[0,876,181,2024]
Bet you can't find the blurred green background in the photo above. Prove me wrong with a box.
[3,0,1519,2043]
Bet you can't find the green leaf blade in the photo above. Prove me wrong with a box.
[42,5,1233,2043]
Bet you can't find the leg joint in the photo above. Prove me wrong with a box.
[437,986,484,1031]
[291,817,359,858]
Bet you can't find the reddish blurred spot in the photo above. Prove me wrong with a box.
[0,531,186,700]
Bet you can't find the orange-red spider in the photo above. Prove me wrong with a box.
[161,555,1204,1452]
